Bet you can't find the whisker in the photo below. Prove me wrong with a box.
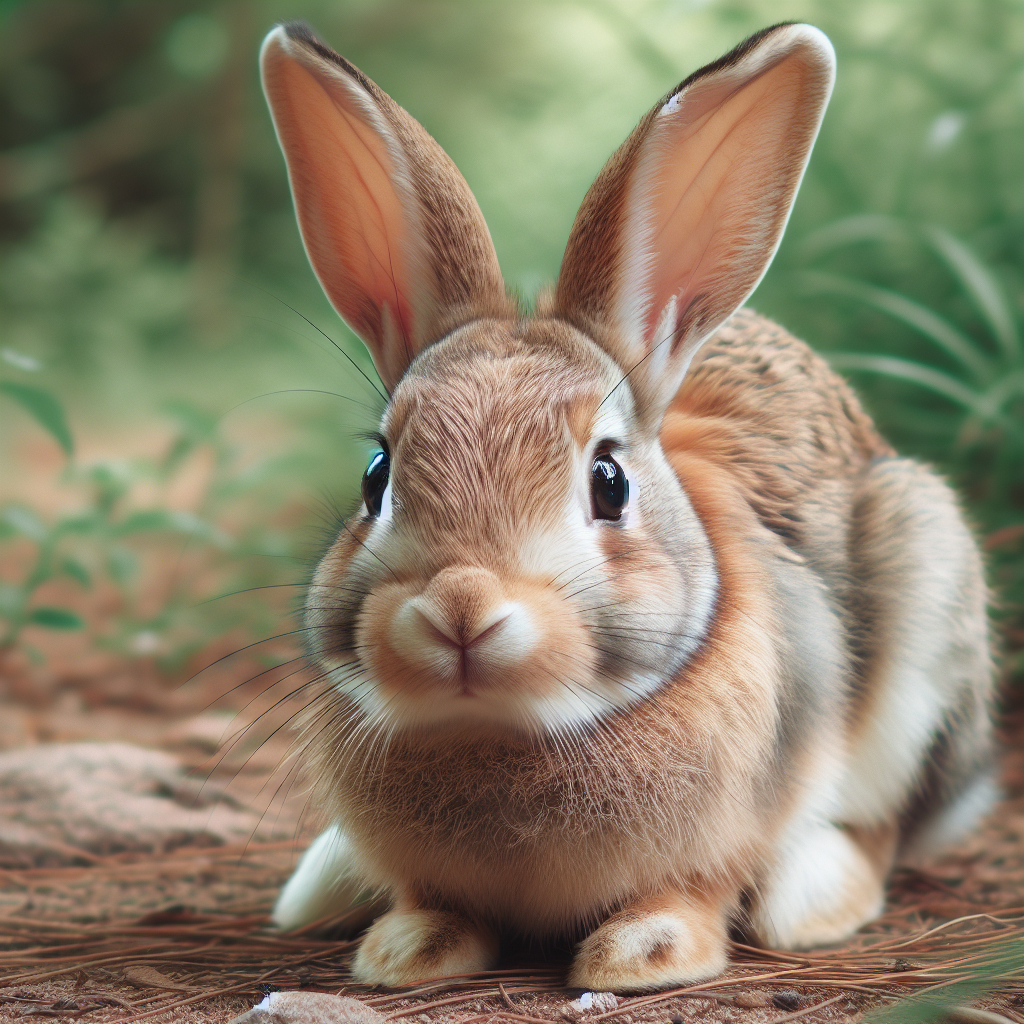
[247,283,389,403]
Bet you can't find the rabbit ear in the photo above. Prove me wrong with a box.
[555,23,835,429]
[260,23,511,391]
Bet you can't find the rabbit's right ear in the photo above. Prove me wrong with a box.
[555,24,835,432]
[261,24,511,391]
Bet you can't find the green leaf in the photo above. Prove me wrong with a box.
[114,509,180,535]
[112,508,231,547]
[923,225,1020,362]
[27,606,84,630]
[56,513,99,534]
[799,272,990,380]
[0,582,22,617]
[0,349,42,372]
[60,557,91,589]
[0,381,73,457]
[106,545,138,585]
[2,505,47,542]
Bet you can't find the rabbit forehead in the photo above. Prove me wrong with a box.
[372,318,637,558]
[383,318,631,456]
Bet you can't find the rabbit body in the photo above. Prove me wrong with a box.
[261,22,995,990]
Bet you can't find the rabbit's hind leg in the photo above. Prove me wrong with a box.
[838,458,995,854]
[272,825,380,932]
[747,810,894,950]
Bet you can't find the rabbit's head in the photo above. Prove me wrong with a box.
[261,22,834,736]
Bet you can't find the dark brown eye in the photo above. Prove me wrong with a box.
[361,450,390,516]
[592,454,628,521]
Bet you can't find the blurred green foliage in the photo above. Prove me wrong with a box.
[0,0,1022,679]
[0,379,296,666]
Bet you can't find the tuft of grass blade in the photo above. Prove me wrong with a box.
[798,213,908,260]
[922,226,1020,362]
[827,353,984,414]
[800,272,991,378]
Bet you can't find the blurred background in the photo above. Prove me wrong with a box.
[0,0,1022,770]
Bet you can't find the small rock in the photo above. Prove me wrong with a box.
[772,990,803,1011]
[671,1016,686,1024]
[0,742,278,867]
[563,992,620,1016]
[227,992,386,1024]
[733,992,771,1008]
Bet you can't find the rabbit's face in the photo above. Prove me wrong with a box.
[306,317,717,735]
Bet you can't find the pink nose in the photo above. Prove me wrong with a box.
[389,566,536,686]
[413,565,509,649]
[412,600,512,652]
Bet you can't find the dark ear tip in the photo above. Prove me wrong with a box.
[271,20,369,88]
[666,22,831,104]
[280,20,321,46]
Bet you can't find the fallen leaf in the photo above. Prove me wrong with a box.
[733,991,771,1008]
[122,965,193,991]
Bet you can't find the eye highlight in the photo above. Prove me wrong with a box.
[362,450,390,516]
[591,452,629,521]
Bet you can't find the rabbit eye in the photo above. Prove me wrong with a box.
[591,454,628,521]
[362,450,390,517]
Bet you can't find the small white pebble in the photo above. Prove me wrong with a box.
[567,991,619,1014]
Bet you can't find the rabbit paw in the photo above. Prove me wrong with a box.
[569,895,729,991]
[352,907,498,985]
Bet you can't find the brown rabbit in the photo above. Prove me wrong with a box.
[260,22,995,990]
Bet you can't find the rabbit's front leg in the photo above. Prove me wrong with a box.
[352,894,498,985]
[569,890,730,991]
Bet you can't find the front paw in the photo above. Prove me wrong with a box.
[352,907,498,986]
[569,895,728,992]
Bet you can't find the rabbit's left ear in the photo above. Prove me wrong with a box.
[555,24,834,430]
[260,24,511,391]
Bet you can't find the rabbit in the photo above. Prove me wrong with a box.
[259,21,995,991]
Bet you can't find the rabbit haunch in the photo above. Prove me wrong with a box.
[261,20,994,991]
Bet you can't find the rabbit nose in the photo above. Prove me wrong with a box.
[389,566,537,682]
[411,597,511,651]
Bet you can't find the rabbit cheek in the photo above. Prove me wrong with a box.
[587,527,692,683]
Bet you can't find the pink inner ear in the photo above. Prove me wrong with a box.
[265,45,418,377]
[639,58,811,350]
